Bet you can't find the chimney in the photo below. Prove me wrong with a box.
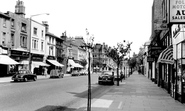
[42,21,49,32]
[15,0,25,17]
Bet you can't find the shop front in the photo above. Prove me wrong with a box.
[9,49,29,75]
[31,54,49,75]
[172,24,185,103]
[46,56,64,75]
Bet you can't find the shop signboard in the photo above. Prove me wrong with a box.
[147,56,154,62]
[170,0,185,23]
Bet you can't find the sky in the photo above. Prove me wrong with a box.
[0,0,153,55]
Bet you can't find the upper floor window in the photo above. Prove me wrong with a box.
[2,32,6,45]
[41,41,44,51]
[49,46,54,56]
[21,23,27,32]
[20,35,27,48]
[32,39,38,50]
[11,19,15,28]
[33,27,37,35]
[11,33,15,46]
[3,19,6,27]
[41,30,44,37]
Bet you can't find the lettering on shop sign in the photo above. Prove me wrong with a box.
[173,24,181,38]
[170,0,185,22]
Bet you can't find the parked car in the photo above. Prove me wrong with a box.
[50,69,64,78]
[12,69,37,82]
[71,70,80,76]
[98,71,114,85]
[79,69,88,75]
[114,71,124,81]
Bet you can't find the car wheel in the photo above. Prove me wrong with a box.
[98,81,101,85]
[24,77,28,82]
[33,77,37,81]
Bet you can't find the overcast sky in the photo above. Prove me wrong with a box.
[0,0,153,55]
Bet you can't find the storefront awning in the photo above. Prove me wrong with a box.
[68,59,77,68]
[19,60,29,64]
[68,59,83,68]
[32,61,50,67]
[47,60,64,67]
[0,55,19,65]
[75,63,83,68]
[157,45,174,64]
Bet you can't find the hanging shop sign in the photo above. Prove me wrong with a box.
[170,0,185,22]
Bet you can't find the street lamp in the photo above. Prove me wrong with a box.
[81,28,94,111]
[28,13,49,71]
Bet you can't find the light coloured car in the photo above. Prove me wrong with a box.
[50,69,64,78]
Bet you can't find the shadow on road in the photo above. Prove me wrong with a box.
[68,83,113,99]
[35,105,76,111]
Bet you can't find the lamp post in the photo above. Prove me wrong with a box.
[81,28,94,111]
[28,13,49,71]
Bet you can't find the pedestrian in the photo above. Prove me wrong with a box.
[44,67,48,77]
[120,71,123,82]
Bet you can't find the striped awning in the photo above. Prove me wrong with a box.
[157,45,174,64]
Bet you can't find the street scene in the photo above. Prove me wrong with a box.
[1,0,185,111]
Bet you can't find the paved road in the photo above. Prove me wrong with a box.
[0,73,113,111]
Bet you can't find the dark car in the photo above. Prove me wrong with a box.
[12,69,37,82]
[98,71,114,85]
[50,69,64,78]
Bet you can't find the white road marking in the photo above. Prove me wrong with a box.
[118,101,122,109]
[91,99,113,108]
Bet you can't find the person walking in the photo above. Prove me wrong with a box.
[44,67,48,77]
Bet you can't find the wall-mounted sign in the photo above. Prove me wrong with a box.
[147,56,155,62]
[170,0,185,22]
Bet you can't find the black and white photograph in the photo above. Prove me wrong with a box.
[0,0,185,111]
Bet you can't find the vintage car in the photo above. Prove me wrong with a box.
[79,69,88,76]
[50,69,64,78]
[71,70,80,76]
[98,71,114,85]
[12,69,37,82]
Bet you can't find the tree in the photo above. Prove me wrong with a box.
[127,52,137,72]
[105,40,132,86]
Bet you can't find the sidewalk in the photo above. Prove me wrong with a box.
[0,74,71,83]
[77,71,185,111]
